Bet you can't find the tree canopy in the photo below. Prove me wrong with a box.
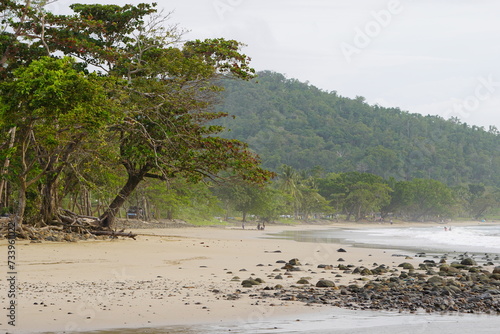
[216,71,500,187]
[0,2,272,228]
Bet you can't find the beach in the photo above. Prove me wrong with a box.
[1,221,499,333]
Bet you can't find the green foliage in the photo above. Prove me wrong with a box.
[0,2,272,227]
[215,71,500,187]
[387,178,456,221]
[317,172,390,221]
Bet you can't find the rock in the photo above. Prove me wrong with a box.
[427,276,445,285]
[281,263,295,270]
[316,280,335,288]
[360,268,373,276]
[274,275,283,280]
[493,267,500,274]
[241,279,260,286]
[439,265,461,275]
[398,262,414,270]
[254,278,265,283]
[296,279,309,284]
[337,248,347,253]
[289,258,301,266]
[460,258,476,266]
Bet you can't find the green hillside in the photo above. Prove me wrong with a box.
[217,71,500,186]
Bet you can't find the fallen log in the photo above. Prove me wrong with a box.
[39,225,64,231]
[91,230,137,240]
[60,209,99,221]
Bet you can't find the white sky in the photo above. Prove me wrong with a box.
[49,0,500,129]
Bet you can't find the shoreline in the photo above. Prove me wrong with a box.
[1,222,499,333]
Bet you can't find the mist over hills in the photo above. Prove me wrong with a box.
[216,71,500,186]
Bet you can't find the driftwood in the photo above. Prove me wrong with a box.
[0,209,137,240]
[91,230,137,240]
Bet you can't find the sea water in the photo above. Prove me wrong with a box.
[268,223,500,255]
[346,224,500,254]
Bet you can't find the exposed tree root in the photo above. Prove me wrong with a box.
[0,209,137,240]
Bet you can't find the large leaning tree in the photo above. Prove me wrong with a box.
[0,2,273,228]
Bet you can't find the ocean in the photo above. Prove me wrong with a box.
[271,223,500,255]
[43,223,500,334]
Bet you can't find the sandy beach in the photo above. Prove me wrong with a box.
[1,221,498,333]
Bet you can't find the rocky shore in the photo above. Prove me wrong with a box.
[236,255,500,315]
[4,224,500,333]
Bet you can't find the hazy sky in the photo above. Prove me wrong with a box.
[49,0,500,129]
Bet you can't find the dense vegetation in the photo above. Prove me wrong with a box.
[0,3,498,229]
[0,2,272,229]
[216,71,500,187]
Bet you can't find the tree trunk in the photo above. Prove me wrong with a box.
[100,169,148,228]
[13,178,27,230]
[38,173,59,227]
[0,127,16,210]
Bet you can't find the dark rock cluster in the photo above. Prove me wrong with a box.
[241,256,500,315]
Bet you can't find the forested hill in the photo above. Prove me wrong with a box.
[216,71,500,186]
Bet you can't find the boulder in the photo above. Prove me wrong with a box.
[460,258,476,266]
[427,276,445,285]
[241,279,260,286]
[316,280,335,288]
[360,268,373,276]
[398,262,414,270]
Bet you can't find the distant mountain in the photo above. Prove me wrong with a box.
[216,71,500,186]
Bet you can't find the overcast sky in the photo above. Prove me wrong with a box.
[50,0,500,129]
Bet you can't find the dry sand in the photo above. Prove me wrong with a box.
[0,221,481,333]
